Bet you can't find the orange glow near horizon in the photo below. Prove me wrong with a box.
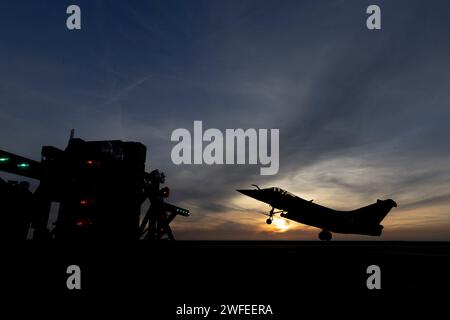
[272,218,291,232]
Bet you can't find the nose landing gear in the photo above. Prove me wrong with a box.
[319,230,332,241]
[266,207,275,224]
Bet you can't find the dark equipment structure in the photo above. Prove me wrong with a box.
[0,134,189,240]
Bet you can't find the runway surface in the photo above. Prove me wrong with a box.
[5,241,450,287]
[4,241,449,317]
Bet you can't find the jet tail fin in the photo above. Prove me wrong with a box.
[353,199,397,225]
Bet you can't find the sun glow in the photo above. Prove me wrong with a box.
[272,218,290,232]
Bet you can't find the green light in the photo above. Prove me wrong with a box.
[0,157,9,163]
[17,163,30,168]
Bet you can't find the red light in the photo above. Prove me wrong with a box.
[161,186,170,198]
[75,218,91,227]
[86,159,100,168]
[80,198,96,206]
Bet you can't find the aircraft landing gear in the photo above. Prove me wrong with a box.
[266,207,275,224]
[319,230,332,241]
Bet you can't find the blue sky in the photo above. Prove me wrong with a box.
[1,0,450,239]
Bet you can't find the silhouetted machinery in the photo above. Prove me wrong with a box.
[0,133,189,240]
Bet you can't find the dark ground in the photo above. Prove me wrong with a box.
[4,241,450,317]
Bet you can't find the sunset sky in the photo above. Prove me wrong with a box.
[1,0,450,240]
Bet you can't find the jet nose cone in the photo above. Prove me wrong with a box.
[236,189,252,196]
[237,189,265,202]
[236,189,260,197]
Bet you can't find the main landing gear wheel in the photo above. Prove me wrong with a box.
[319,230,332,241]
[266,218,272,224]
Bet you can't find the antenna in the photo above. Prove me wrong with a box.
[69,129,75,140]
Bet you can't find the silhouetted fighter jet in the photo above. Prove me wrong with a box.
[237,185,397,240]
